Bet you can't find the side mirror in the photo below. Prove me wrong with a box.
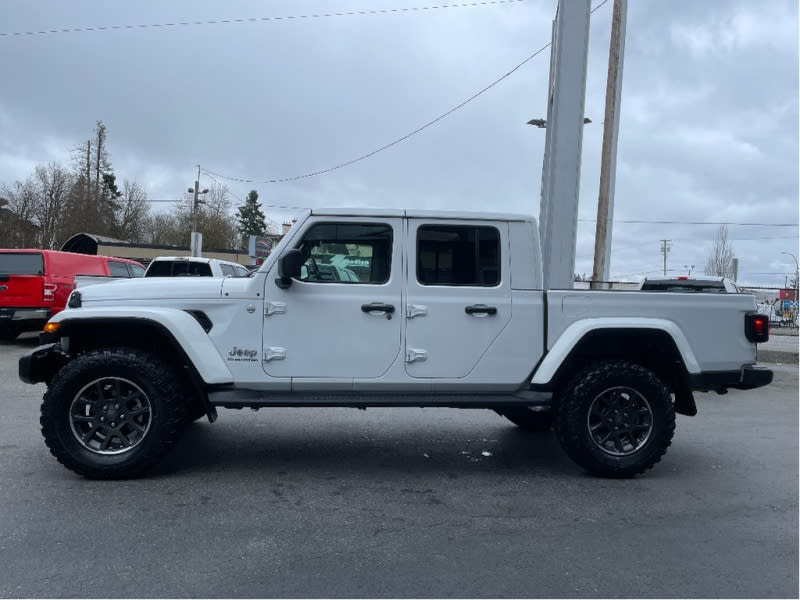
[275,249,304,289]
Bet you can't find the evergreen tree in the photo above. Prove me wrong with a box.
[235,190,267,238]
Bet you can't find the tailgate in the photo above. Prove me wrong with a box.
[0,275,44,308]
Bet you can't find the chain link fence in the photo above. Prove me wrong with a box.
[740,286,798,361]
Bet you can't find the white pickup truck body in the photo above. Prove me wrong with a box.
[20,208,773,478]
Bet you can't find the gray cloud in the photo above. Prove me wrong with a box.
[1,0,797,285]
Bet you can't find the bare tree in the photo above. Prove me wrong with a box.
[704,225,736,278]
[196,184,238,249]
[112,179,150,242]
[0,179,39,247]
[33,162,72,249]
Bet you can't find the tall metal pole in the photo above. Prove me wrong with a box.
[538,0,591,290]
[591,0,627,289]
[660,239,671,276]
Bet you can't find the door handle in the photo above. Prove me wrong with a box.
[465,304,497,316]
[361,302,395,314]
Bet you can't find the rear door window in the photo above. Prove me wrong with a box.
[108,260,131,277]
[0,253,44,275]
[417,225,500,286]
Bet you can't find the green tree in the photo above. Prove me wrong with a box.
[235,190,267,238]
[62,121,120,238]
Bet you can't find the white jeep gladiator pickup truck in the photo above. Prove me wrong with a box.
[19,208,773,479]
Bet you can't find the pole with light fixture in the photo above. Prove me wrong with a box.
[781,251,798,318]
[187,165,209,257]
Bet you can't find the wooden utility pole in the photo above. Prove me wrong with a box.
[591,0,627,289]
[661,239,671,276]
[189,165,208,257]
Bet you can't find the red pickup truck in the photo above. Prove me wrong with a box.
[0,249,145,340]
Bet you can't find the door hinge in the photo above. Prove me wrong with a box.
[265,301,287,317]
[263,347,286,361]
[405,348,428,363]
[407,304,428,318]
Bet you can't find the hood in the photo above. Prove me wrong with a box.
[76,277,225,303]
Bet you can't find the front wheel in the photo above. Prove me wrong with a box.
[40,347,188,478]
[555,361,675,478]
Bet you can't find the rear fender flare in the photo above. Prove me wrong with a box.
[531,318,700,386]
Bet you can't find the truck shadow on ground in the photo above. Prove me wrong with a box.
[155,416,580,479]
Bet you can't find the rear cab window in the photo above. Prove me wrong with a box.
[0,253,44,276]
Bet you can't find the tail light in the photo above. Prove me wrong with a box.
[43,283,57,302]
[745,313,769,343]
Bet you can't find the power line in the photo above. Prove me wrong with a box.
[203,0,611,184]
[579,218,798,227]
[0,1,527,37]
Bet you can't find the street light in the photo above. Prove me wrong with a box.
[526,117,592,128]
[188,166,209,257]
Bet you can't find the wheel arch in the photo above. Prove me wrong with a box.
[532,324,698,416]
[55,314,230,421]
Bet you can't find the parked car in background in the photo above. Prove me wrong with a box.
[640,276,742,293]
[144,256,250,278]
[0,249,145,340]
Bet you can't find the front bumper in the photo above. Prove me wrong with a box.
[19,343,65,384]
[689,366,774,392]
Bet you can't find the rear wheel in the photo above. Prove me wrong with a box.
[495,407,553,432]
[555,361,675,477]
[40,347,188,478]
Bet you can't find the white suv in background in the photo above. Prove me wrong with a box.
[144,256,250,278]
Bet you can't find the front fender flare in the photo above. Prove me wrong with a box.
[50,307,233,384]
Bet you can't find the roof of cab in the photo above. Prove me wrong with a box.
[309,207,534,222]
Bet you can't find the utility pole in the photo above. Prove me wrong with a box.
[660,239,671,276]
[188,165,208,257]
[591,0,627,290]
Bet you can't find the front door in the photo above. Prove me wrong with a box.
[262,218,403,379]
[404,220,511,378]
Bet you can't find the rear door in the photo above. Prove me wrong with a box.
[404,220,511,378]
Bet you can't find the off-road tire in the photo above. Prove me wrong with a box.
[495,407,553,432]
[555,361,675,478]
[40,347,188,479]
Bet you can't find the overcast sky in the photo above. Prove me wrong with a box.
[1,0,798,286]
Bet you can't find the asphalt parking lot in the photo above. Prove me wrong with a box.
[1,333,797,599]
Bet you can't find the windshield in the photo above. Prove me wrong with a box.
[0,253,44,276]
